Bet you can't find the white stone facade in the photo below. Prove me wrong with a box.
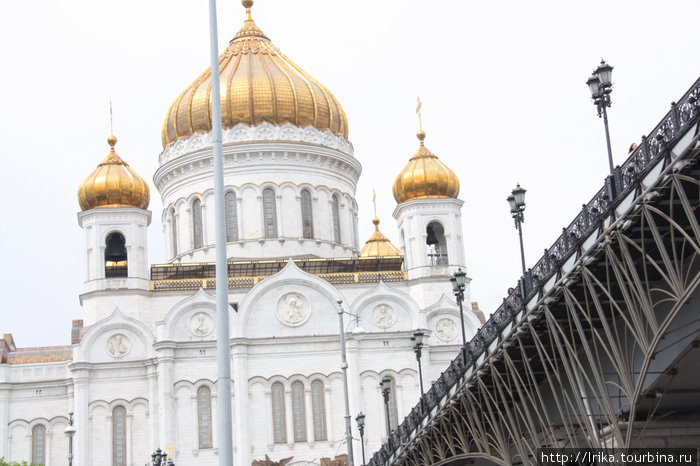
[0,127,481,466]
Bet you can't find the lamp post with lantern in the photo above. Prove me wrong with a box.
[586,59,615,174]
[507,184,527,276]
[64,412,76,466]
[380,376,392,436]
[355,412,366,466]
[410,330,425,397]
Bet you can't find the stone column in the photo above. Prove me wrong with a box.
[285,388,294,448]
[70,364,90,466]
[304,387,314,445]
[147,363,159,452]
[154,342,176,453]
[231,340,251,465]
[0,385,9,459]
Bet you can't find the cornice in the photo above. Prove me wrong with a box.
[159,122,354,165]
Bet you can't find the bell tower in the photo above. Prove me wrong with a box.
[392,128,467,280]
[77,134,151,293]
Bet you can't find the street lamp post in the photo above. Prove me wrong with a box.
[380,376,392,436]
[410,331,425,397]
[355,412,366,466]
[450,268,468,361]
[151,448,175,465]
[64,412,76,466]
[507,184,527,276]
[587,59,615,174]
[336,298,355,466]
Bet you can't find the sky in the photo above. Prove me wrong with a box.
[0,0,698,348]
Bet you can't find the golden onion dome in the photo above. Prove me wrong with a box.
[161,0,348,148]
[78,135,150,211]
[360,216,401,257]
[392,130,460,203]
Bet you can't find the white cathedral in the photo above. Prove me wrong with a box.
[0,2,484,465]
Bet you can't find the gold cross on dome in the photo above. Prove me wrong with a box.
[416,96,423,131]
[165,442,175,458]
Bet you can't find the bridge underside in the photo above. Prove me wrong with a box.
[380,107,700,465]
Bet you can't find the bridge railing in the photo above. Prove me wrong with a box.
[367,76,700,466]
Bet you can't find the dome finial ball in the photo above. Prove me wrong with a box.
[242,0,253,9]
[417,129,426,143]
[107,134,118,149]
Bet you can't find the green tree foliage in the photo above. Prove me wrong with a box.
[0,458,40,466]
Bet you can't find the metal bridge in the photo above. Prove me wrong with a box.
[368,77,700,466]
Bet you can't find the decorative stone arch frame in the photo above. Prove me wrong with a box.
[250,371,340,450]
[236,259,342,335]
[157,288,223,341]
[424,294,481,345]
[76,307,155,362]
[186,193,206,252]
[350,281,423,331]
[360,368,418,439]
[258,182,283,239]
[173,378,218,455]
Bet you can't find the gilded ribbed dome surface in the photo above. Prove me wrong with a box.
[392,130,460,203]
[161,0,348,148]
[78,135,150,211]
[360,217,401,257]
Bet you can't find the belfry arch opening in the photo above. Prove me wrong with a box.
[426,221,448,266]
[105,232,128,278]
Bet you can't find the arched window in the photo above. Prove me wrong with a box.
[271,382,287,444]
[311,380,327,441]
[331,195,341,243]
[197,386,213,449]
[300,189,314,239]
[225,191,239,242]
[170,207,178,256]
[426,222,448,265]
[291,381,307,442]
[263,188,278,238]
[112,406,127,466]
[31,424,46,465]
[192,199,203,249]
[105,232,128,278]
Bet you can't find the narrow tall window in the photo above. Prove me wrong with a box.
[331,195,341,243]
[311,380,327,441]
[263,188,278,238]
[291,381,307,442]
[197,386,213,449]
[271,382,287,444]
[225,191,239,242]
[300,190,314,239]
[31,425,46,465]
[170,207,178,256]
[192,199,203,249]
[112,406,127,466]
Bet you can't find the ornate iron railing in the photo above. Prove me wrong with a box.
[367,76,700,466]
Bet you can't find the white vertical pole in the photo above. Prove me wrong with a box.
[207,0,234,464]
[337,299,355,465]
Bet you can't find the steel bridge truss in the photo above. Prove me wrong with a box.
[369,78,700,465]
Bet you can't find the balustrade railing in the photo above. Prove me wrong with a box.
[367,76,700,466]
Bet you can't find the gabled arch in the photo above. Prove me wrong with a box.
[158,288,230,340]
[77,307,154,363]
[350,280,422,330]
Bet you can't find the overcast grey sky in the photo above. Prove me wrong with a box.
[1,0,698,347]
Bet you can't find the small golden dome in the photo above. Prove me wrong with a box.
[392,130,460,203]
[78,135,150,211]
[360,216,401,257]
[161,0,348,148]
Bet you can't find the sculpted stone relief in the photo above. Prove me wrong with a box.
[190,311,213,337]
[277,293,311,327]
[435,318,457,342]
[373,304,396,329]
[107,334,130,358]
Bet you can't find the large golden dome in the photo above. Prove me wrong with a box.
[392,130,460,203]
[161,0,348,148]
[78,135,150,211]
[360,216,400,257]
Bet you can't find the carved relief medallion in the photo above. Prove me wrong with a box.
[435,318,457,342]
[277,293,311,327]
[190,312,213,337]
[373,304,396,329]
[107,334,130,357]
